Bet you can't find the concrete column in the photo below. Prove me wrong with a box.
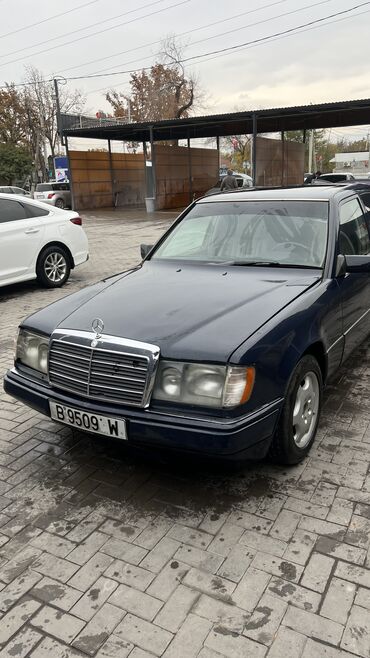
[187,136,193,203]
[252,114,258,186]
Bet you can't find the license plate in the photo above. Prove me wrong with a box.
[49,401,127,440]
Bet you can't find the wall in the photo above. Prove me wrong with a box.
[154,144,219,210]
[255,136,304,186]
[68,150,145,210]
[68,145,219,210]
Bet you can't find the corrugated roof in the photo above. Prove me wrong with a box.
[61,98,370,142]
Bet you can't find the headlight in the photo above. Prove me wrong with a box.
[16,329,49,374]
[152,361,255,408]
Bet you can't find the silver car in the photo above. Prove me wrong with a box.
[34,182,71,209]
[0,186,30,196]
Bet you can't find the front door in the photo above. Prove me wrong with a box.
[337,196,370,360]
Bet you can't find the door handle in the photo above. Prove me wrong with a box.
[24,228,40,234]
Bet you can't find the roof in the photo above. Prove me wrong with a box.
[334,152,369,162]
[61,98,370,142]
[197,185,348,203]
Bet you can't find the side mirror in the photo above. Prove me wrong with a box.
[140,243,153,259]
[335,254,346,277]
[345,254,370,274]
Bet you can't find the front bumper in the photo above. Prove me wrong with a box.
[4,368,282,461]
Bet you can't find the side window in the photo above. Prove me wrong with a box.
[0,199,28,223]
[339,198,370,255]
[24,203,49,218]
[360,192,370,209]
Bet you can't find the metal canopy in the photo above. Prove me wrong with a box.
[62,98,370,142]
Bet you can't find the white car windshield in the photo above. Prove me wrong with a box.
[153,200,329,268]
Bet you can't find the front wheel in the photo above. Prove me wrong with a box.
[269,355,322,464]
[36,246,71,288]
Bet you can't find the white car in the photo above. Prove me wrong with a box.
[205,173,253,196]
[0,193,88,289]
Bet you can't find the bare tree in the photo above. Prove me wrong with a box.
[106,36,207,123]
[24,66,85,160]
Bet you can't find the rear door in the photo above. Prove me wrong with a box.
[0,199,47,284]
[337,196,370,359]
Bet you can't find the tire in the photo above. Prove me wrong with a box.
[36,245,71,288]
[55,198,65,209]
[269,355,323,465]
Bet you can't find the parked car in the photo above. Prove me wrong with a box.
[0,193,88,288]
[34,182,71,209]
[4,186,370,464]
[314,173,356,184]
[205,173,253,196]
[0,186,30,196]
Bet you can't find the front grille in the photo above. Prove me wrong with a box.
[48,332,159,407]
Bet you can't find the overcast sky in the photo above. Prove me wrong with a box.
[2,0,370,140]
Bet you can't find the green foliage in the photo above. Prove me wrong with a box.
[0,143,32,184]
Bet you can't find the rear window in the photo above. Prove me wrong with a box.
[25,203,49,218]
[36,184,52,192]
[53,183,69,191]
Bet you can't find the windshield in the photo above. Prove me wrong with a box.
[152,200,329,268]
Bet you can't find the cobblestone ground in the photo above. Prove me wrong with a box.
[1,208,370,658]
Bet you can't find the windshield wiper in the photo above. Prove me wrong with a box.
[212,260,321,269]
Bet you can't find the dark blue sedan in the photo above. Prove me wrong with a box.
[4,186,370,464]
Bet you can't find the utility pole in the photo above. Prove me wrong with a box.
[53,78,64,146]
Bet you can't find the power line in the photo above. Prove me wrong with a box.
[188,7,370,67]
[0,0,101,40]
[83,5,370,97]
[86,0,337,79]
[0,0,178,62]
[177,1,370,66]
[64,2,370,82]
[1,0,369,101]
[55,0,292,76]
[179,0,338,56]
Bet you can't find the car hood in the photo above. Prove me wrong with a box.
[25,262,320,362]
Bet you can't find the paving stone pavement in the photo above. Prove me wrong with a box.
[1,207,370,657]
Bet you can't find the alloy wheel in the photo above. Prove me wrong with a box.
[292,371,320,448]
[44,252,67,283]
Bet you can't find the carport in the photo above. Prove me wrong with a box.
[60,98,370,210]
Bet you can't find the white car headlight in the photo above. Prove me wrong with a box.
[16,329,49,374]
[153,361,255,408]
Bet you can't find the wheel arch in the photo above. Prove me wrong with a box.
[36,241,75,272]
[301,341,328,383]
